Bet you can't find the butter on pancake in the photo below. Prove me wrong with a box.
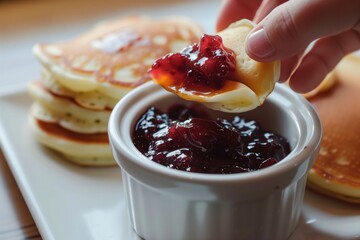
[306,54,360,203]
[150,19,280,113]
[33,16,202,98]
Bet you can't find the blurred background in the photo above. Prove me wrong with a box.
[0,0,212,35]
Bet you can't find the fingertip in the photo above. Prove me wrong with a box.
[288,62,325,93]
[215,0,238,32]
[278,65,292,83]
[216,0,261,32]
[278,54,303,82]
[216,17,231,32]
[277,77,288,83]
[288,78,309,93]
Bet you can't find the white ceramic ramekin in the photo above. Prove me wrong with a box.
[108,81,322,240]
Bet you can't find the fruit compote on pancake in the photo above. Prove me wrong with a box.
[133,104,290,174]
[149,34,237,96]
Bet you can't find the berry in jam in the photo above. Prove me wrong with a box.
[149,34,237,94]
[132,104,290,174]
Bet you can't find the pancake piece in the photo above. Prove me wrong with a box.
[33,16,202,98]
[218,19,279,103]
[150,19,280,113]
[307,54,360,203]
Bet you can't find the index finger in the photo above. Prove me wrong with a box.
[216,0,262,31]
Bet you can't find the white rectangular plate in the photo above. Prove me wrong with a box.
[1,1,360,238]
[1,85,360,240]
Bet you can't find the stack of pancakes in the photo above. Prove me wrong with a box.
[306,54,360,204]
[29,16,201,166]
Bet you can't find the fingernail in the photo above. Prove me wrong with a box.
[247,28,274,59]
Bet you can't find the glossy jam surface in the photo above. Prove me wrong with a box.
[133,104,290,174]
[149,34,236,94]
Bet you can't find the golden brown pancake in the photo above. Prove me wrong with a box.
[29,111,114,166]
[307,54,360,203]
[33,16,202,97]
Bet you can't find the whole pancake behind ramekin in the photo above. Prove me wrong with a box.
[33,16,202,98]
[307,54,360,204]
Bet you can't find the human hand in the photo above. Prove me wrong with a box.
[216,0,360,93]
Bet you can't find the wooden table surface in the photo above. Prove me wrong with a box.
[0,1,208,239]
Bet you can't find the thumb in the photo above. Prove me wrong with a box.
[245,0,360,61]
